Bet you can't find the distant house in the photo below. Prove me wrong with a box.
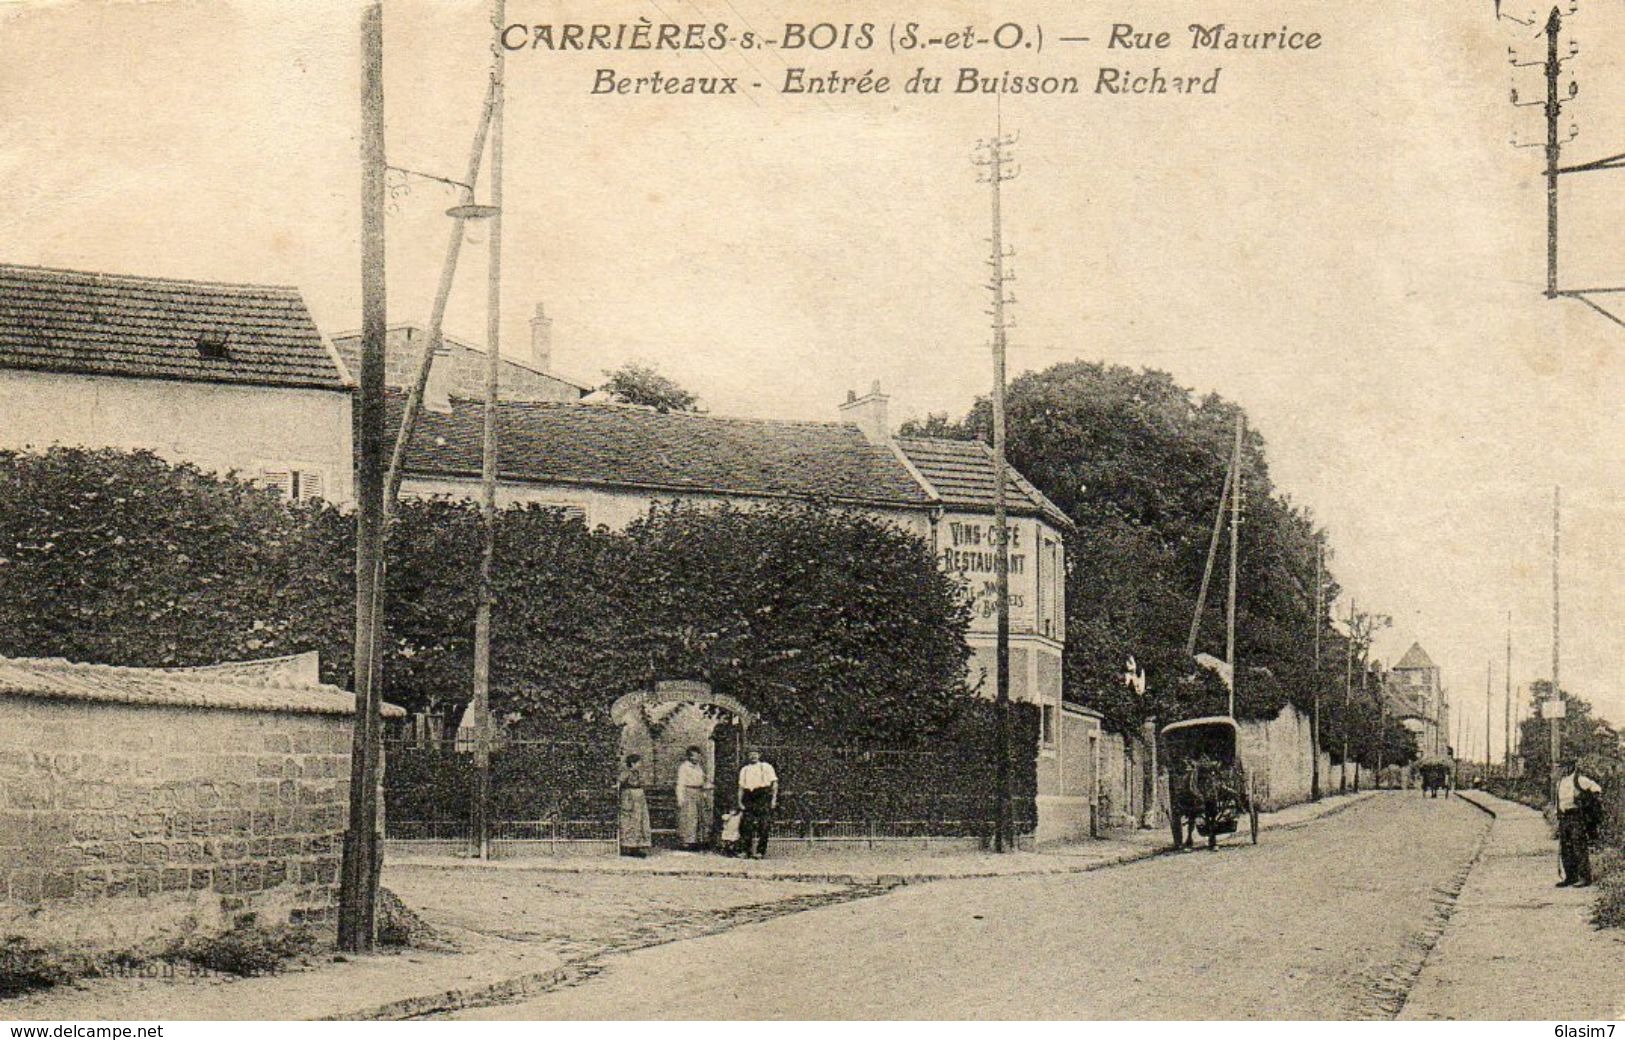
[390,380,1094,841]
[1387,642,1449,755]
[0,263,354,503]
[328,304,588,406]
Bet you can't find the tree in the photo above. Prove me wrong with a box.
[921,361,1348,731]
[897,412,978,440]
[598,363,700,413]
[1517,682,1624,781]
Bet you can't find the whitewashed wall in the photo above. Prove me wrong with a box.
[0,369,354,503]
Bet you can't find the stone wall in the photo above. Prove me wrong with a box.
[0,694,354,954]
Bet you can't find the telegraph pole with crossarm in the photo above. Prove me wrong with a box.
[974,119,1019,853]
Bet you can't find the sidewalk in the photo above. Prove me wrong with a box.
[3,791,1374,1021]
[1399,791,1625,1020]
[389,789,1379,886]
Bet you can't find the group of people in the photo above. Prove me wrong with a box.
[617,746,779,859]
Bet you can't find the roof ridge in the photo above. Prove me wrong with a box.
[0,262,301,294]
[438,394,860,430]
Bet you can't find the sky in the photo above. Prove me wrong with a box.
[1,0,1621,749]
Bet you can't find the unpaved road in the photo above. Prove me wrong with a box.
[448,792,1492,1019]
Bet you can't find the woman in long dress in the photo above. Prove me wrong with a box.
[674,745,712,850]
[618,754,652,857]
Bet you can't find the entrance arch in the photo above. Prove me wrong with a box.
[610,681,754,847]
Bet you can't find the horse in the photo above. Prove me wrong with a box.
[1419,763,1450,798]
[1169,759,1227,850]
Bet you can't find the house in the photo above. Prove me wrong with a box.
[0,263,354,503]
[1387,642,1449,756]
[390,380,1095,841]
[328,303,588,406]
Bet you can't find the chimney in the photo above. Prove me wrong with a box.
[838,380,890,444]
[422,332,454,414]
[528,302,553,372]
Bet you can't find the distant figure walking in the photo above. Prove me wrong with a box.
[1555,758,1603,888]
[618,753,652,857]
[675,745,712,850]
[737,748,779,859]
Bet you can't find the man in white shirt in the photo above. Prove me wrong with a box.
[737,748,779,859]
[1555,758,1603,888]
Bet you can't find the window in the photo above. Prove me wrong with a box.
[549,503,587,524]
[196,330,231,359]
[1040,703,1056,747]
[261,467,326,502]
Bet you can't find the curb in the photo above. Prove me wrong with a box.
[1451,790,1499,817]
[1387,801,1498,1018]
[329,881,903,1020]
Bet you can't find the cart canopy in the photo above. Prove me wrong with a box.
[1161,715,1239,764]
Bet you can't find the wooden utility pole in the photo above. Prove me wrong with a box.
[1485,661,1493,774]
[339,0,387,953]
[1341,599,1354,794]
[1543,5,1562,297]
[1311,539,1322,801]
[383,78,498,511]
[1187,463,1233,661]
[1549,486,1562,803]
[1504,613,1513,772]
[469,0,506,861]
[1225,416,1243,719]
[974,120,1018,852]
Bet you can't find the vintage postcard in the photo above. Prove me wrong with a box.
[0,0,1621,1027]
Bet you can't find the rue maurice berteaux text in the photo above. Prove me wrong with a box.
[501,20,1323,98]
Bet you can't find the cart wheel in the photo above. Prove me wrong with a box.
[1249,802,1259,844]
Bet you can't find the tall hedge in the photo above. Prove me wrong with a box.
[0,448,354,681]
[0,448,976,748]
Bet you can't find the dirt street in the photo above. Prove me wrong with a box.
[447,793,1492,1019]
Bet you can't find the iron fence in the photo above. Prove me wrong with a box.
[382,737,1029,847]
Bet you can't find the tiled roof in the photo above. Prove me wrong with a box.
[0,264,349,391]
[1393,642,1437,671]
[895,437,1074,531]
[330,325,589,401]
[393,394,936,508]
[0,655,405,718]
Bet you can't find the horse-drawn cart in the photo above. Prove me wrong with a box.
[1416,754,1454,798]
[1163,715,1259,850]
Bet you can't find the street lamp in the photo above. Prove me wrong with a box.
[446,203,501,221]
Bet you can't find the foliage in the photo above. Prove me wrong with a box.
[919,362,1342,732]
[598,362,700,413]
[0,448,354,683]
[897,411,978,440]
[0,935,94,997]
[1592,851,1625,931]
[1,449,975,753]
[169,918,317,977]
[1516,683,1625,782]
[603,502,974,745]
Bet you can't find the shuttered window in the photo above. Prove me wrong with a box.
[261,467,327,503]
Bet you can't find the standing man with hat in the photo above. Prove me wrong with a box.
[737,748,779,860]
[1555,757,1603,887]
